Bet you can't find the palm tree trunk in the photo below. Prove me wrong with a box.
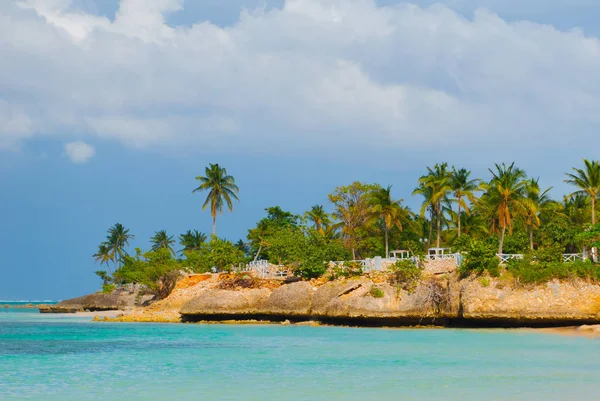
[499,225,506,255]
[593,197,596,225]
[436,201,441,248]
[529,226,534,251]
[428,210,433,252]
[352,247,356,261]
[457,199,462,238]
[253,244,262,262]
[593,198,597,262]
[384,228,389,259]
[212,215,217,235]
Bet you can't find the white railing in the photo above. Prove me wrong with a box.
[563,253,585,263]
[497,254,524,264]
[244,260,290,279]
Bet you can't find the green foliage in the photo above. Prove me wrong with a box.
[207,235,246,272]
[460,239,500,277]
[293,230,351,279]
[193,163,239,234]
[369,286,385,298]
[113,248,181,299]
[502,231,529,254]
[328,261,364,280]
[95,270,113,286]
[479,277,491,287]
[101,284,117,294]
[576,223,600,250]
[388,260,422,292]
[507,259,600,285]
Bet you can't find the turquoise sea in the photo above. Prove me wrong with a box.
[1,307,599,401]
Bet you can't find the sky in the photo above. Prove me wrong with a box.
[1,0,600,300]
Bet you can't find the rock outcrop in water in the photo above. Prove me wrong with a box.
[50,273,600,327]
[178,274,600,327]
[39,284,154,313]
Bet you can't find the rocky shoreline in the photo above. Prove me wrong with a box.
[42,272,600,333]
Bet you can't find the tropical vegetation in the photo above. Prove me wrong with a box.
[93,160,600,297]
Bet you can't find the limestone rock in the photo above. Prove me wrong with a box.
[179,288,271,316]
[40,284,153,313]
[262,281,315,316]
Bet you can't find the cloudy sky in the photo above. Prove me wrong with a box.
[1,0,599,299]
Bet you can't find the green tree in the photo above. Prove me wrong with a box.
[565,159,600,225]
[329,182,379,260]
[247,207,300,261]
[193,163,239,235]
[179,230,207,254]
[93,243,114,273]
[305,205,332,235]
[106,223,135,271]
[151,230,176,255]
[483,163,531,255]
[449,167,481,238]
[413,163,452,248]
[522,178,554,250]
[369,185,411,258]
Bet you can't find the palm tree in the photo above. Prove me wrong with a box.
[93,243,114,273]
[522,178,553,250]
[305,205,332,235]
[565,159,600,225]
[179,230,207,254]
[106,223,134,271]
[449,167,481,238]
[484,163,531,255]
[151,230,176,255]
[193,163,239,235]
[413,163,452,248]
[369,186,411,258]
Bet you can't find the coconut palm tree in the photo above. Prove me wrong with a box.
[369,186,411,258]
[484,163,531,255]
[413,163,452,248]
[193,163,239,235]
[106,223,134,271]
[305,205,332,235]
[151,230,176,255]
[93,243,114,273]
[449,167,481,238]
[522,178,554,250]
[565,159,600,225]
[179,230,207,254]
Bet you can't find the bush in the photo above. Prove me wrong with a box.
[218,273,261,290]
[507,259,600,285]
[388,260,422,292]
[328,261,364,280]
[113,248,182,299]
[460,240,500,277]
[369,286,385,298]
[101,283,117,294]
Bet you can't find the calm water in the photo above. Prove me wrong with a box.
[1,309,599,401]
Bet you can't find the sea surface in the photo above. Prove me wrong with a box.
[1,306,599,401]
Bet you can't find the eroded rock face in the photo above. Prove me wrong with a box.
[262,281,315,316]
[39,284,154,313]
[179,288,271,316]
[460,279,600,323]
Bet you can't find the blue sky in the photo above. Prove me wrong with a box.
[1,0,600,300]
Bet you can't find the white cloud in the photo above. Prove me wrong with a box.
[64,141,96,163]
[1,0,600,158]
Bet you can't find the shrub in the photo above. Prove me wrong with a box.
[113,248,182,299]
[328,261,364,280]
[101,283,117,294]
[479,277,491,287]
[369,286,385,298]
[507,259,600,285]
[460,240,500,277]
[388,260,422,292]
